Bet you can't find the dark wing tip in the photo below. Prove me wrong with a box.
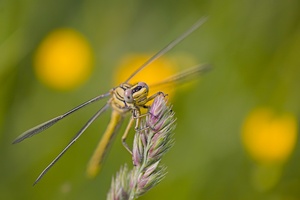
[12,138,22,144]
[12,132,30,144]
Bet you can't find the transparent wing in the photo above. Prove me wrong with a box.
[124,17,208,83]
[13,92,111,144]
[149,63,211,89]
[33,103,110,185]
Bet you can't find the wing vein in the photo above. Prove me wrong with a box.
[124,17,208,83]
[13,92,111,144]
[33,103,110,185]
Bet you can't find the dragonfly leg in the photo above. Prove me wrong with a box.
[132,108,144,131]
[133,109,150,132]
[121,107,148,154]
[146,91,167,103]
[121,116,135,154]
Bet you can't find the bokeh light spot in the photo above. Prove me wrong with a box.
[113,54,178,99]
[34,28,94,90]
[242,107,298,164]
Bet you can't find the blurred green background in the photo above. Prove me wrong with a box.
[1,0,300,199]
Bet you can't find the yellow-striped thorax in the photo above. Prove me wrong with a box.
[110,82,149,114]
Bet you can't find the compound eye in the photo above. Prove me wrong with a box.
[135,82,148,92]
[138,82,148,90]
[124,89,133,103]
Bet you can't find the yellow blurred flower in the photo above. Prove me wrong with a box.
[34,28,94,90]
[242,107,298,164]
[113,54,178,98]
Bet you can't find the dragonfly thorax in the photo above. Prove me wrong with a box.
[111,82,149,113]
[124,82,149,103]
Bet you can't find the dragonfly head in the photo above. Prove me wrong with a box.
[124,82,149,104]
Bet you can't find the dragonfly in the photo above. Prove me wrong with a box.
[13,17,209,185]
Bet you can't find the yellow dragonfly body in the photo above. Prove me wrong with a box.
[13,17,209,185]
[88,82,164,177]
